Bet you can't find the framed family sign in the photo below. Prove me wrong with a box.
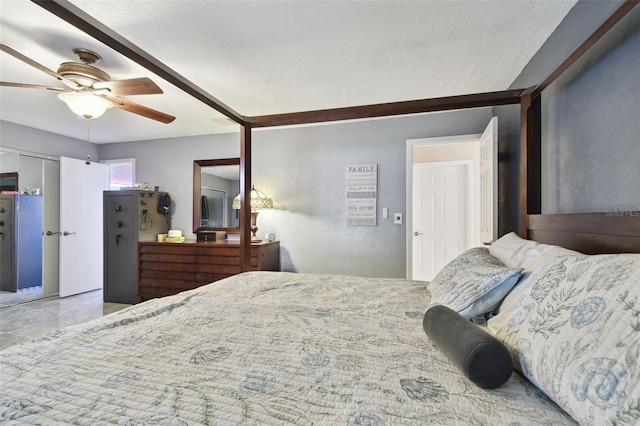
[346,164,377,226]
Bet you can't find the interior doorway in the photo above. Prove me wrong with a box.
[406,117,497,280]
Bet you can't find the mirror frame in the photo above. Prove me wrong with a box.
[193,158,240,234]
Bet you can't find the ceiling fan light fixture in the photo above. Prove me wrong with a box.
[58,92,113,119]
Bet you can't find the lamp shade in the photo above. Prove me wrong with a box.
[232,185,273,211]
[58,92,113,119]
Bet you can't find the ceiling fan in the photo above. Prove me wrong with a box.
[0,44,175,123]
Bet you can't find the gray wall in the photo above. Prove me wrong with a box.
[1,120,99,161]
[100,109,491,277]
[494,1,640,233]
[98,133,241,239]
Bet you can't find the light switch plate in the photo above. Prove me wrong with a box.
[382,207,388,219]
[394,213,403,224]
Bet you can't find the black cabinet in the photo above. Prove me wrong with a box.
[103,191,170,303]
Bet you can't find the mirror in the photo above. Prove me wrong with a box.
[0,148,60,308]
[0,172,19,192]
[193,158,240,233]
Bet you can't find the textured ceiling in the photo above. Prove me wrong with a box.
[0,0,577,144]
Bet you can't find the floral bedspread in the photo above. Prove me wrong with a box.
[0,272,575,424]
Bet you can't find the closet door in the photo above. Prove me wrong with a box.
[0,196,15,291]
[42,158,60,296]
[59,157,106,297]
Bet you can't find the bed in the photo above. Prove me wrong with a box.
[0,271,577,424]
[3,2,639,424]
[2,222,640,425]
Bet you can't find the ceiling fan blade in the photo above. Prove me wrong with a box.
[1,81,68,91]
[0,44,80,90]
[105,96,175,124]
[93,77,163,96]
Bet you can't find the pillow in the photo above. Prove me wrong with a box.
[487,253,640,425]
[489,233,582,316]
[489,232,580,272]
[423,305,513,389]
[427,247,523,319]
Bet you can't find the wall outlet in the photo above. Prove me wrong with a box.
[394,213,403,224]
[382,207,388,219]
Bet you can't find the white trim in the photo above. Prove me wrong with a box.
[405,133,481,279]
[0,147,60,161]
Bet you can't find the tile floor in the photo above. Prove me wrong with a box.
[0,286,50,308]
[0,289,130,351]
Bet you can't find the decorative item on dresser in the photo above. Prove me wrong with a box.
[232,185,274,242]
[137,240,280,302]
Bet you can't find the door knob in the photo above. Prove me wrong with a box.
[63,231,76,236]
[414,231,423,236]
[45,231,60,236]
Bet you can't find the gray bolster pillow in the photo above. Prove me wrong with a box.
[423,305,513,389]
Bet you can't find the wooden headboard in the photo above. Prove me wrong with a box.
[527,213,640,254]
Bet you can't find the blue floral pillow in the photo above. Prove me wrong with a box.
[487,253,640,425]
[427,247,523,319]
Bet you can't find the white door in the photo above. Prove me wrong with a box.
[479,117,498,244]
[42,158,60,296]
[59,157,106,297]
[412,161,471,281]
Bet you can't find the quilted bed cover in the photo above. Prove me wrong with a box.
[0,272,575,425]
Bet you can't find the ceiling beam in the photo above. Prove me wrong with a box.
[32,0,245,126]
[246,89,525,128]
[33,0,636,132]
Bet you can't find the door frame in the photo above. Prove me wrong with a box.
[405,133,481,279]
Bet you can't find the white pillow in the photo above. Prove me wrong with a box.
[489,232,580,272]
[427,247,523,319]
[487,253,640,425]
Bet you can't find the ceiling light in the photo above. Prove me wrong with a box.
[57,92,113,119]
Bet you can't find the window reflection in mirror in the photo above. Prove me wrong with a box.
[193,158,240,233]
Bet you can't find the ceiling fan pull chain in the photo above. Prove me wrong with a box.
[85,119,92,164]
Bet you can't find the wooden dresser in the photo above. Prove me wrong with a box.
[137,240,280,302]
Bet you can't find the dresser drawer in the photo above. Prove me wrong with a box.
[139,262,197,273]
[139,244,199,255]
[138,284,193,302]
[137,241,279,302]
